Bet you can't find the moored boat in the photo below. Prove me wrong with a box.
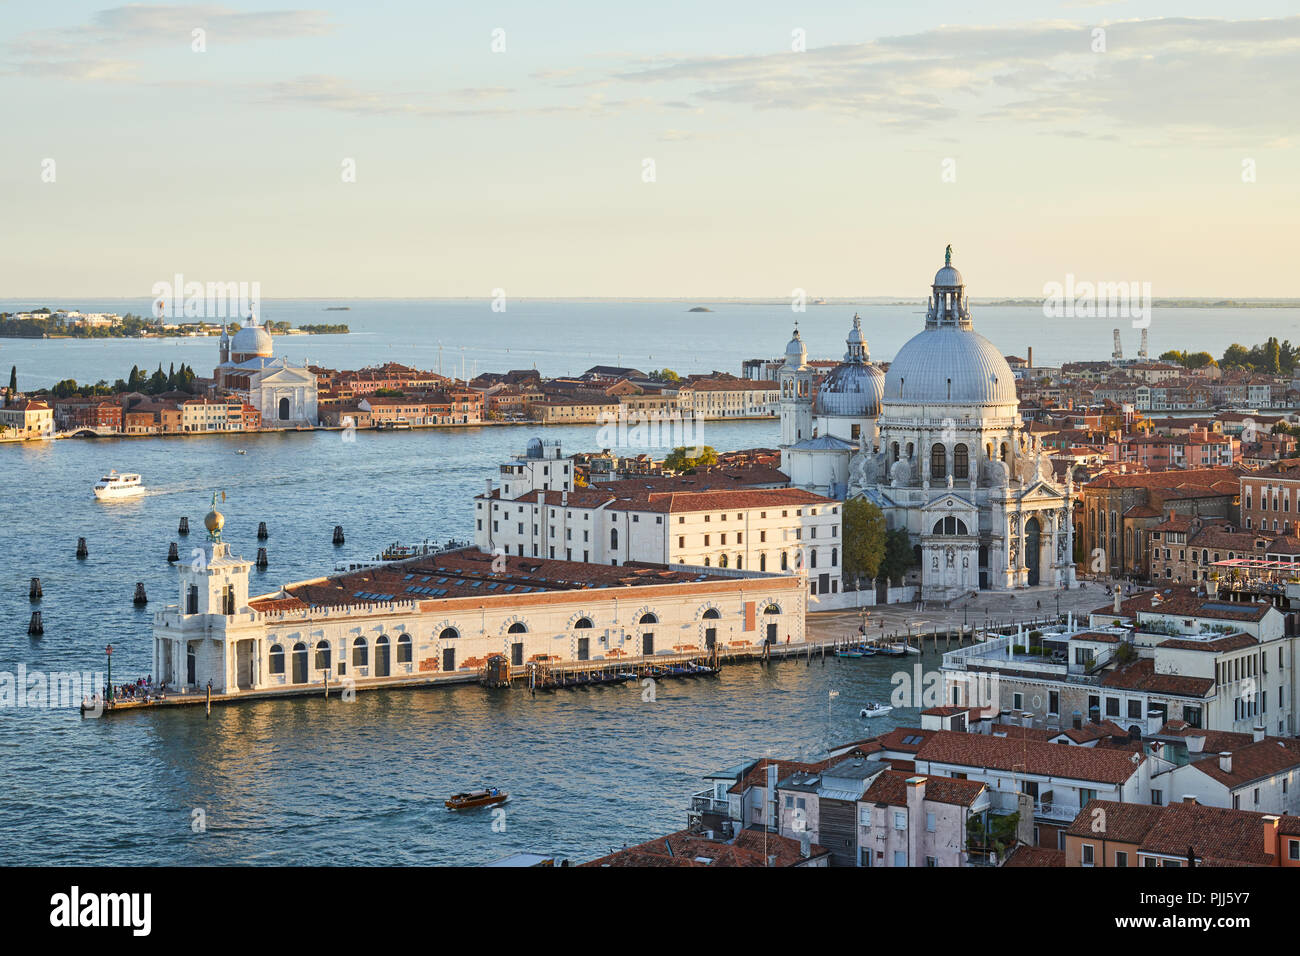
[446,788,508,810]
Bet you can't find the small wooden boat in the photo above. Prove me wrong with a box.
[446,788,508,810]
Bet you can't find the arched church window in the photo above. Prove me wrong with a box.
[906,442,914,459]
[1000,442,1009,462]
[891,442,900,463]
[930,443,947,478]
[953,444,969,479]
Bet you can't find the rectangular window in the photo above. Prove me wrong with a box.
[1082,844,1095,866]
[926,812,936,833]
[894,811,906,830]
[1115,851,1128,868]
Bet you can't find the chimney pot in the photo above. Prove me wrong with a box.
[1254,725,1266,743]
[1182,795,1197,805]
[1219,752,1233,774]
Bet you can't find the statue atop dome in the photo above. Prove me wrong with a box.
[945,243,952,266]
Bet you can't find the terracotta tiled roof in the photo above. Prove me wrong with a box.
[582,827,828,867]
[916,730,1144,784]
[1156,634,1258,652]
[1091,587,1274,624]
[1187,737,1300,789]
[1099,658,1214,697]
[876,728,935,753]
[863,770,986,808]
[1067,800,1278,865]
[1003,845,1066,867]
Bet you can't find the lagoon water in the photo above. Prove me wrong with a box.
[4,298,1299,390]
[0,419,942,866]
[2,299,1296,865]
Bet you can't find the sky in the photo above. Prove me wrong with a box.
[1,1,1297,299]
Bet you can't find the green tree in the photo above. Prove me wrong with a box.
[1222,343,1250,368]
[664,445,718,472]
[841,498,886,581]
[6,364,15,405]
[878,528,916,586]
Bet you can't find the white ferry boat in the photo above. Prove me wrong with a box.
[93,470,146,500]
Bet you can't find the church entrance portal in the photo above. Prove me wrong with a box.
[1025,517,1041,586]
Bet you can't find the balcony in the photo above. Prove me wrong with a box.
[688,789,730,816]
[1033,801,1082,823]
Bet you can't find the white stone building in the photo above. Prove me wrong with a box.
[847,248,1076,600]
[475,442,845,598]
[153,503,807,694]
[215,315,318,427]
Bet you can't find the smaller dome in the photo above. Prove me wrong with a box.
[815,362,885,417]
[933,265,964,288]
[204,508,225,536]
[784,328,807,366]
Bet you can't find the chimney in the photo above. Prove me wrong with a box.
[766,763,778,828]
[1028,346,1033,369]
[561,490,568,506]
[538,490,546,508]
[1186,733,1206,754]
[485,478,493,496]
[767,854,778,868]
[800,833,811,859]
[1253,725,1266,743]
[1219,752,1233,774]
[1182,795,1198,805]
[1264,815,1281,860]
[1113,589,1122,614]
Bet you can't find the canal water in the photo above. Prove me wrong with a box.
[0,422,934,865]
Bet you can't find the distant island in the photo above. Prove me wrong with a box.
[688,306,713,313]
[324,306,351,311]
[0,309,349,339]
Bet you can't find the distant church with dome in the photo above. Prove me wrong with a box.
[215,315,319,428]
[780,247,1076,601]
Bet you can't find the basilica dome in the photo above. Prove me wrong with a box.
[815,314,885,417]
[881,247,1016,408]
[230,318,273,360]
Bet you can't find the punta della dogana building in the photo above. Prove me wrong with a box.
[151,500,807,695]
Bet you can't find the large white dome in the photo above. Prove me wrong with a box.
[883,326,1016,406]
[230,320,272,359]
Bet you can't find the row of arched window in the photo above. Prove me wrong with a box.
[890,440,1010,477]
[267,603,787,683]
[690,550,837,571]
[268,633,415,681]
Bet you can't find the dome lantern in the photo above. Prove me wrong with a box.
[927,244,972,331]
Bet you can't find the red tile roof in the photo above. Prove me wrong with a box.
[863,770,986,808]
[1099,658,1215,698]
[916,731,1145,784]
[1066,800,1279,866]
[583,827,828,867]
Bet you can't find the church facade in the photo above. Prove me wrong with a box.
[215,316,319,427]
[846,248,1076,601]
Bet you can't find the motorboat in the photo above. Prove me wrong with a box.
[860,703,894,718]
[93,470,146,500]
[446,788,508,810]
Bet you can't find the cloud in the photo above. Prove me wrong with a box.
[599,17,1300,141]
[3,4,332,78]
